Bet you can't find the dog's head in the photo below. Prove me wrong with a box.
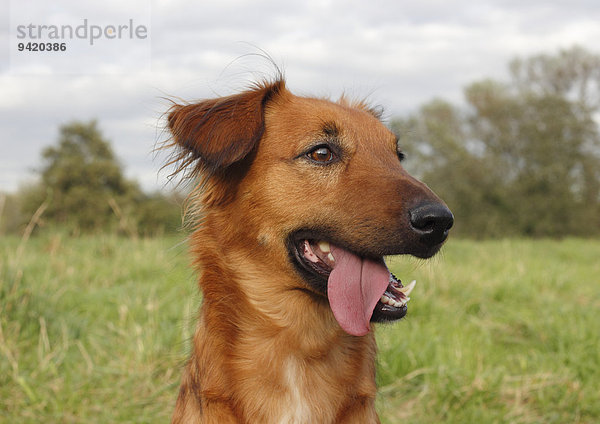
[167,80,453,336]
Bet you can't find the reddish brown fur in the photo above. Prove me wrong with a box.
[167,80,443,423]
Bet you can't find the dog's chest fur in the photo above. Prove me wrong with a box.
[277,358,313,423]
[214,326,380,423]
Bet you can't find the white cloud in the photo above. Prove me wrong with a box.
[1,0,600,192]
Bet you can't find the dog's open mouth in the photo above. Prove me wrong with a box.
[292,238,417,337]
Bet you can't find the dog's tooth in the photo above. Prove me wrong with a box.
[318,241,331,253]
[395,297,409,308]
[398,280,417,297]
[381,295,391,305]
[327,253,335,262]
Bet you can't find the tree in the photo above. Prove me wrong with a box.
[393,98,512,236]
[392,46,600,237]
[18,120,184,235]
[23,120,142,232]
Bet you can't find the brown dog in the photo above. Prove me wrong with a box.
[166,79,453,423]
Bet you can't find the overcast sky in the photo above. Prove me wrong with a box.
[1,0,600,193]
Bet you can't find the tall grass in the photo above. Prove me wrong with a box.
[378,239,600,423]
[0,233,197,423]
[1,235,599,423]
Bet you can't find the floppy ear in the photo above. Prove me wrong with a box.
[167,80,284,173]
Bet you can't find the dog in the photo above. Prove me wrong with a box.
[165,78,453,423]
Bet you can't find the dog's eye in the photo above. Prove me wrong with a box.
[308,146,335,163]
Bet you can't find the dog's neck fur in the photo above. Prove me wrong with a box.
[171,217,381,424]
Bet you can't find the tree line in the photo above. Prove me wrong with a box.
[0,120,182,236]
[1,46,599,238]
[391,46,600,237]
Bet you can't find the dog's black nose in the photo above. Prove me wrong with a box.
[409,202,454,246]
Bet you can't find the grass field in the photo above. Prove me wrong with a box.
[1,233,599,423]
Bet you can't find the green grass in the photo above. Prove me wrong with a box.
[378,239,600,423]
[1,235,599,423]
[0,233,197,423]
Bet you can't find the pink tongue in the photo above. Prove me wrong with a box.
[327,245,391,336]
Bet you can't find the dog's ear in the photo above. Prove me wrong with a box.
[168,80,284,173]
